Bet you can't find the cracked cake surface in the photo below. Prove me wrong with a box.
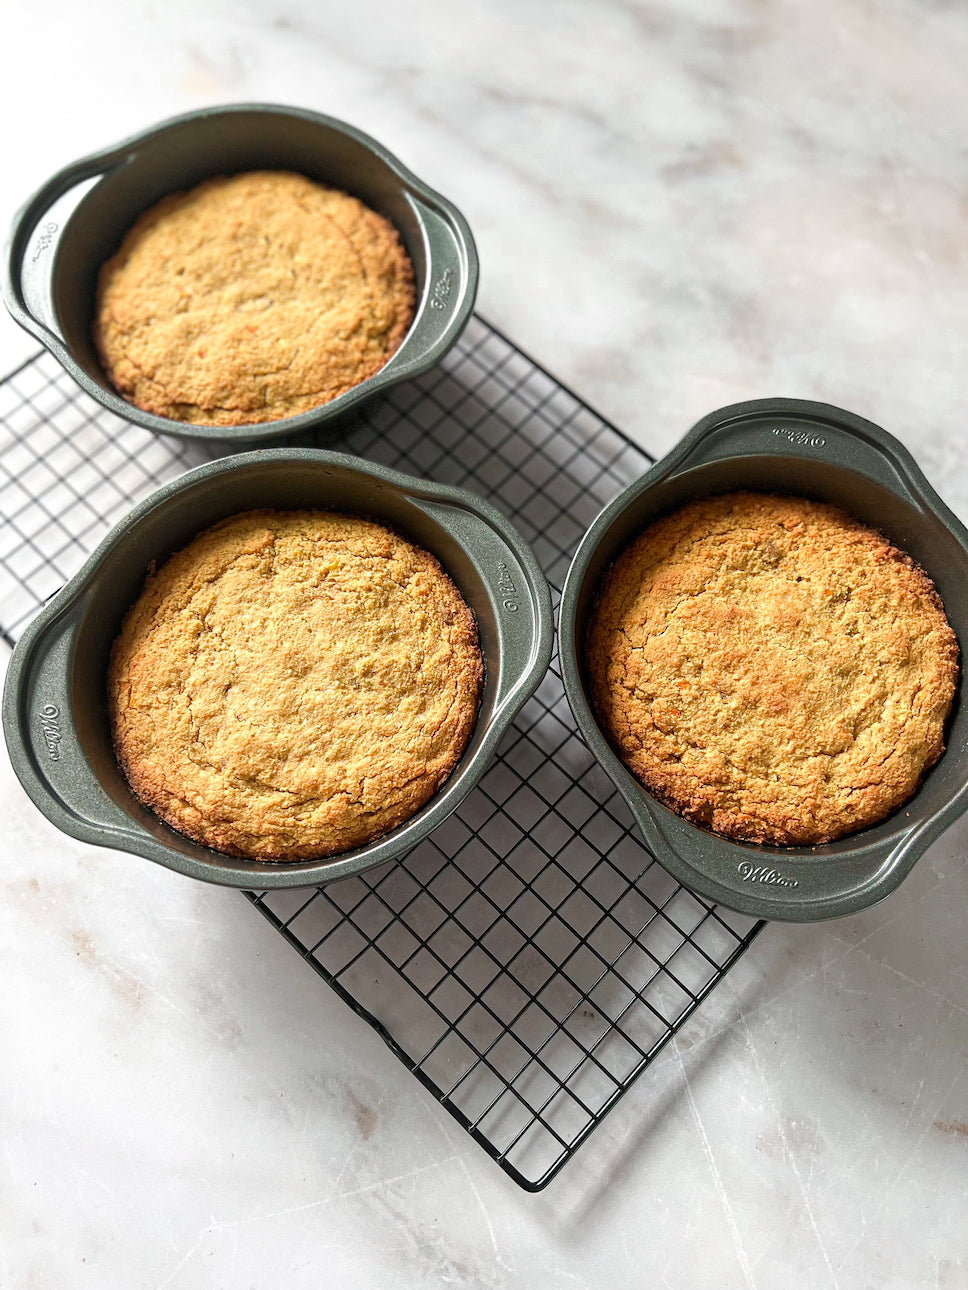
[108,510,483,861]
[586,491,958,845]
[94,170,415,426]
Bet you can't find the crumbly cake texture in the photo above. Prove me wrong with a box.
[94,171,415,426]
[108,510,483,861]
[587,492,958,846]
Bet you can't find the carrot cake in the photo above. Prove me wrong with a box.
[95,171,415,425]
[108,509,483,860]
[586,491,958,845]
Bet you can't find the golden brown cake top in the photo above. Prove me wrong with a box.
[94,171,415,426]
[109,510,483,861]
[587,491,958,845]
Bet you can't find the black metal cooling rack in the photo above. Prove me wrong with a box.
[0,316,764,1189]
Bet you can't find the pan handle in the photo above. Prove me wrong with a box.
[664,398,938,509]
[394,191,478,370]
[3,139,133,358]
[412,492,554,724]
[2,595,154,857]
[624,784,926,923]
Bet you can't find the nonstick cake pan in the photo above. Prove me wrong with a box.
[3,449,553,888]
[3,103,478,442]
[560,398,968,921]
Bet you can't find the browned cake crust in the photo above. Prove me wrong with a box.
[587,492,959,845]
[108,510,483,861]
[94,171,416,426]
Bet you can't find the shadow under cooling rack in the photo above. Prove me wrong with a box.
[0,315,763,1189]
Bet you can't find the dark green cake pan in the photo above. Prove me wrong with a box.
[3,103,477,442]
[2,449,553,888]
[559,398,968,921]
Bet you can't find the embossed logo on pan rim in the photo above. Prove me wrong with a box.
[38,703,62,760]
[430,266,456,311]
[31,222,58,263]
[497,561,519,612]
[770,425,826,449]
[738,861,798,888]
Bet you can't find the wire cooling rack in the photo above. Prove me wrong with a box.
[0,316,763,1189]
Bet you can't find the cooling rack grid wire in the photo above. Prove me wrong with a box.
[0,316,763,1189]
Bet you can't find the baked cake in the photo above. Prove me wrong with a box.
[587,491,958,845]
[108,510,483,860]
[94,171,415,426]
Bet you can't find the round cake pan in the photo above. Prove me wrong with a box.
[3,103,478,442]
[2,449,553,888]
[560,398,968,922]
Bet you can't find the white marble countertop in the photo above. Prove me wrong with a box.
[2,2,968,1286]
